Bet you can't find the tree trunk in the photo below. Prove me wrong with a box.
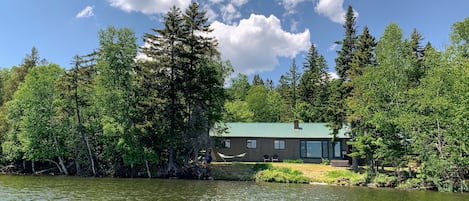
[436,118,443,156]
[145,160,152,178]
[58,156,69,175]
[74,82,97,177]
[167,145,176,176]
[32,161,35,173]
[53,135,69,175]
[46,159,63,173]
[352,156,358,172]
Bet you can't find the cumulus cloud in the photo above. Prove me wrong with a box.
[314,0,357,24]
[76,6,95,18]
[108,0,191,15]
[220,3,242,24]
[210,14,310,74]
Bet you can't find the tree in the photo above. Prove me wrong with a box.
[141,3,224,176]
[298,44,330,122]
[227,73,250,100]
[335,5,357,81]
[94,26,138,176]
[246,85,283,122]
[349,23,411,174]
[5,64,68,174]
[278,59,301,121]
[55,54,98,176]
[2,47,46,103]
[252,74,264,86]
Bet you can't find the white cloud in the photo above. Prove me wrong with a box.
[203,4,218,23]
[231,0,248,7]
[328,43,338,51]
[328,72,339,80]
[108,0,191,15]
[314,0,357,24]
[220,3,241,24]
[210,14,311,75]
[76,6,95,18]
[280,0,308,14]
[209,0,224,3]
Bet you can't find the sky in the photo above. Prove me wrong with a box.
[1,0,469,84]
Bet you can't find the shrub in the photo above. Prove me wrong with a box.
[372,174,398,187]
[283,159,303,164]
[252,163,273,172]
[255,167,310,184]
[321,158,330,165]
[325,170,367,185]
[397,178,425,190]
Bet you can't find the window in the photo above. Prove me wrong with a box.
[247,139,257,149]
[274,140,285,149]
[334,141,342,158]
[223,139,231,148]
[300,140,329,158]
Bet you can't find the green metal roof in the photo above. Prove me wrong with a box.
[210,122,350,139]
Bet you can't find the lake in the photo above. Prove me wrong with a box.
[0,175,468,200]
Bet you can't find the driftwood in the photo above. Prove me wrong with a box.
[34,167,58,175]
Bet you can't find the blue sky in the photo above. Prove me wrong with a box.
[1,0,468,84]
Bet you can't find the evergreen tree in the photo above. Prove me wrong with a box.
[277,59,301,121]
[141,3,224,175]
[298,44,330,122]
[252,74,264,86]
[335,5,357,81]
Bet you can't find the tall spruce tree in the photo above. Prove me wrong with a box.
[141,3,223,175]
[278,59,301,121]
[298,44,330,122]
[335,5,357,81]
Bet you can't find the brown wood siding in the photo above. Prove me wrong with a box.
[213,137,350,163]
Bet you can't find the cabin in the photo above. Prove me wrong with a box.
[210,121,351,164]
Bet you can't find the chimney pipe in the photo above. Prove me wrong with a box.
[294,119,299,130]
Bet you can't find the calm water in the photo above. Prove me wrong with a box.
[0,175,468,201]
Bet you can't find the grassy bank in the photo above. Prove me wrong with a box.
[210,162,365,185]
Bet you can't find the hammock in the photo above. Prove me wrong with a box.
[217,152,246,162]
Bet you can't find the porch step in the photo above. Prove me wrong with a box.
[331,160,350,167]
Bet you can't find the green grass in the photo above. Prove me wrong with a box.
[325,170,367,185]
[255,167,310,184]
[283,159,304,164]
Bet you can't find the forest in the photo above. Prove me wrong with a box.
[0,3,468,192]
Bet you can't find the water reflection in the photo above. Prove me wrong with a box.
[0,175,468,201]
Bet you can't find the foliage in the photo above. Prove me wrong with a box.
[397,178,425,190]
[325,170,366,185]
[321,158,330,165]
[255,167,310,183]
[371,174,398,187]
[252,163,273,171]
[282,159,303,164]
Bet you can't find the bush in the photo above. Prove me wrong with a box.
[321,158,330,165]
[372,174,398,187]
[255,167,310,184]
[252,163,273,172]
[325,170,367,185]
[283,159,303,164]
[397,178,425,190]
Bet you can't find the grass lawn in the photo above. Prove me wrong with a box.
[210,162,350,182]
